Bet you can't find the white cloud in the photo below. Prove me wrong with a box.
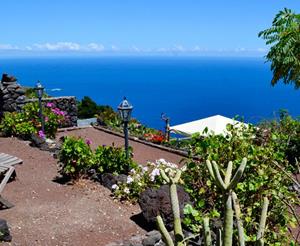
[131,46,140,52]
[191,46,209,52]
[234,47,246,52]
[33,42,81,51]
[192,45,201,51]
[28,42,106,52]
[157,48,168,52]
[256,47,267,53]
[172,45,185,52]
[111,45,119,51]
[0,42,268,56]
[86,43,104,51]
[0,44,19,50]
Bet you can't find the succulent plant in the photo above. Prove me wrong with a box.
[156,158,270,246]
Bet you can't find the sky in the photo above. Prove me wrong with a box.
[1,0,299,56]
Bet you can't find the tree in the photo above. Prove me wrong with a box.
[259,8,300,88]
[77,96,99,119]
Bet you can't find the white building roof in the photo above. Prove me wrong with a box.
[170,115,247,136]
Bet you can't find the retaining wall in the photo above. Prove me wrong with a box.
[0,74,77,127]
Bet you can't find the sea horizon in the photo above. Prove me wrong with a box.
[0,56,298,130]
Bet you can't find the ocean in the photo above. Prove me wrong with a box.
[0,56,299,130]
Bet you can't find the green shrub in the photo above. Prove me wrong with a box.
[96,106,121,127]
[24,87,50,99]
[0,112,36,138]
[181,124,297,244]
[94,144,136,174]
[58,136,95,178]
[258,111,300,169]
[77,96,100,119]
[77,96,117,120]
[58,136,137,179]
[0,102,66,139]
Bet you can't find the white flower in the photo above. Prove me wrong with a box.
[165,167,176,177]
[124,187,130,194]
[156,159,178,169]
[181,165,187,172]
[127,176,134,184]
[111,184,119,190]
[150,168,160,181]
[151,168,160,176]
[130,169,136,174]
[148,161,156,167]
[156,158,168,165]
[165,161,178,169]
[142,166,148,172]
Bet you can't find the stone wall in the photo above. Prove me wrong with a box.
[0,74,78,127]
[0,74,26,113]
[25,97,78,127]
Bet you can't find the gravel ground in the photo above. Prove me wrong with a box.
[57,127,185,165]
[0,137,145,246]
[0,128,185,246]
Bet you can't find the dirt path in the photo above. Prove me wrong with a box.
[57,127,185,165]
[0,137,145,246]
[0,128,185,246]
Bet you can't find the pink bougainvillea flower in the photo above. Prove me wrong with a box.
[46,102,54,108]
[51,107,66,117]
[38,130,46,139]
[53,108,60,114]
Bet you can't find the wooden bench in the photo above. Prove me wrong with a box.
[0,153,23,209]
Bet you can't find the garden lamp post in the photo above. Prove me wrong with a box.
[118,97,133,159]
[161,113,170,142]
[35,81,45,133]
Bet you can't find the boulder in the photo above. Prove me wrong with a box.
[15,88,26,95]
[0,219,12,242]
[1,74,17,83]
[101,173,127,190]
[3,102,17,111]
[16,95,26,103]
[2,94,11,100]
[142,230,162,246]
[138,185,191,230]
[30,133,46,147]
[7,84,19,90]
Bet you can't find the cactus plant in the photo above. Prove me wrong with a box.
[205,158,270,246]
[232,191,245,246]
[156,169,185,246]
[157,158,270,246]
[206,158,247,245]
[256,197,269,246]
[203,217,212,246]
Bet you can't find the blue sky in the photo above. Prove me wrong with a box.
[1,0,299,56]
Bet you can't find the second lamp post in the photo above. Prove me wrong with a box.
[35,81,45,133]
[118,97,133,159]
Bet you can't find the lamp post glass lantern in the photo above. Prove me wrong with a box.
[118,97,133,159]
[35,81,45,133]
